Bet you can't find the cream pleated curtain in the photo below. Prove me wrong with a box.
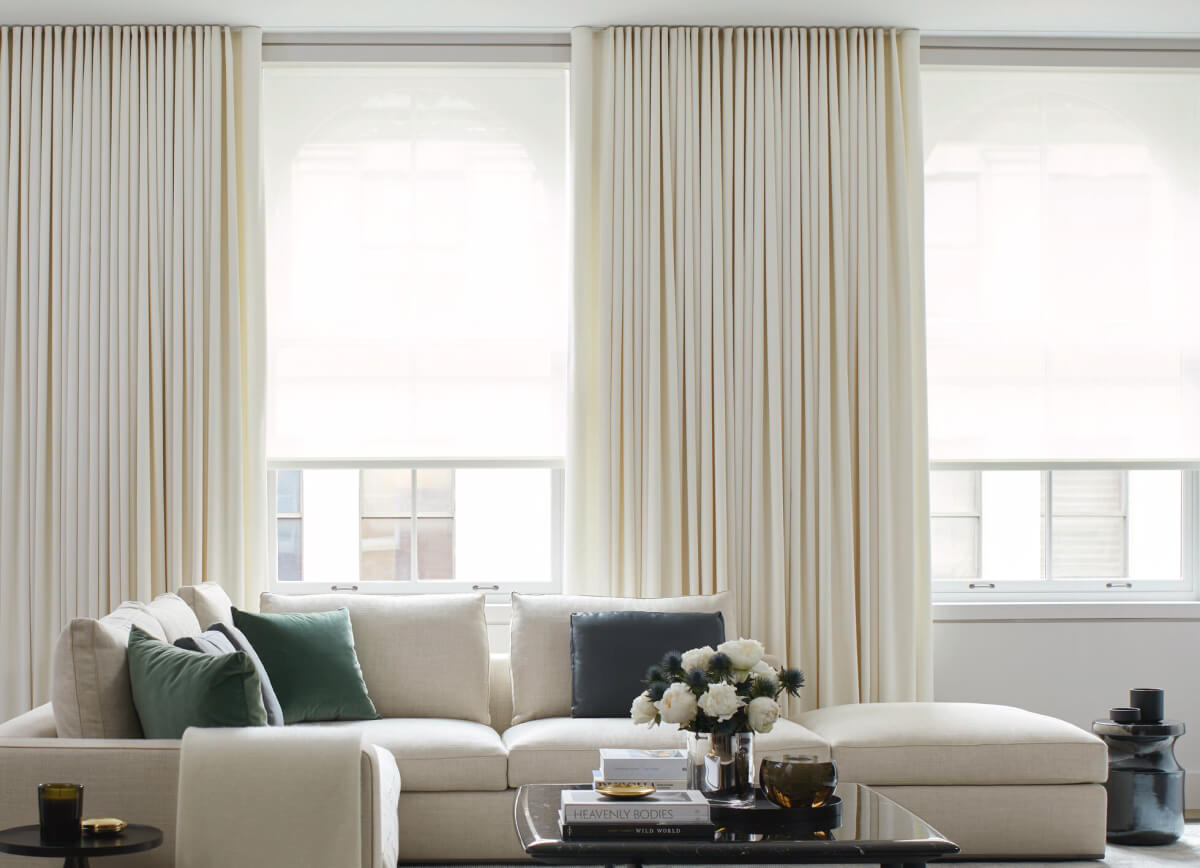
[568,26,931,708]
[0,25,265,720]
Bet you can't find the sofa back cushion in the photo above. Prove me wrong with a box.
[146,592,202,642]
[509,591,735,725]
[260,592,491,724]
[176,582,235,628]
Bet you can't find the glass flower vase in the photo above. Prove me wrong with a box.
[686,730,755,806]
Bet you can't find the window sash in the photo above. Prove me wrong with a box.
[267,458,564,595]
[931,460,1199,600]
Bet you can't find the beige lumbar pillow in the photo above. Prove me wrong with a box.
[52,602,169,739]
[508,591,735,725]
[260,592,491,724]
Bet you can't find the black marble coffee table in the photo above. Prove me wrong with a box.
[515,783,958,867]
[0,825,162,867]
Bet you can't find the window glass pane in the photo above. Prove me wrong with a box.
[264,64,569,460]
[930,470,979,514]
[416,469,453,516]
[931,516,980,579]
[361,518,411,580]
[277,518,302,581]
[1050,470,1124,515]
[1128,470,1182,580]
[1051,516,1126,578]
[454,467,555,584]
[416,517,454,580]
[923,67,1200,461]
[276,470,302,515]
[361,469,412,517]
[979,470,1043,580]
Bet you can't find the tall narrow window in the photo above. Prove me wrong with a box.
[923,61,1200,598]
[264,59,568,592]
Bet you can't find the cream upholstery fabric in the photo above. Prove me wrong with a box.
[503,716,830,787]
[875,783,1107,859]
[568,26,931,708]
[51,610,164,739]
[361,744,402,868]
[176,727,365,868]
[508,590,733,724]
[176,583,235,629]
[297,718,508,792]
[0,703,56,738]
[261,592,491,724]
[489,653,514,734]
[394,790,526,862]
[799,702,1107,785]
[0,26,267,724]
[0,738,182,868]
[146,593,202,642]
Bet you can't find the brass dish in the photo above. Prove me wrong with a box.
[82,818,128,837]
[594,783,656,799]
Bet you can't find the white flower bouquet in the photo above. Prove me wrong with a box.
[630,637,804,735]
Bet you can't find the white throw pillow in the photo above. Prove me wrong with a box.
[146,592,202,642]
[52,602,168,739]
[259,592,491,724]
[175,582,234,629]
[508,591,735,725]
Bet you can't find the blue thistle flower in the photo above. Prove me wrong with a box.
[645,664,666,685]
[781,668,805,696]
[686,668,707,689]
[647,682,668,702]
[707,652,732,676]
[661,651,684,674]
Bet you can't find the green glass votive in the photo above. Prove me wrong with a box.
[38,783,84,843]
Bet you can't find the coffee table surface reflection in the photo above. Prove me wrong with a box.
[515,783,959,868]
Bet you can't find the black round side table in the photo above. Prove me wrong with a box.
[1092,719,1186,845]
[0,824,162,867]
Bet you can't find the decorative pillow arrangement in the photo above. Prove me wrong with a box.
[569,611,726,717]
[259,591,491,724]
[175,625,285,727]
[231,607,379,724]
[127,626,267,739]
[509,591,735,725]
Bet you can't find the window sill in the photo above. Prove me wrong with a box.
[934,600,1200,622]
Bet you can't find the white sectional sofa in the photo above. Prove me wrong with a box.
[0,583,1108,864]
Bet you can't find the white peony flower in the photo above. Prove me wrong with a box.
[681,645,716,672]
[751,660,778,686]
[631,692,659,725]
[747,696,781,733]
[656,683,699,726]
[718,637,765,670]
[731,667,752,683]
[697,682,745,721]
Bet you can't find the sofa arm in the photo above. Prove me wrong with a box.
[361,743,401,868]
[0,738,181,868]
[0,704,57,738]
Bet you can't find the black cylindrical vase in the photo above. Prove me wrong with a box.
[1093,716,1186,845]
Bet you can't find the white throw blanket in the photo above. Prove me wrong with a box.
[176,727,364,868]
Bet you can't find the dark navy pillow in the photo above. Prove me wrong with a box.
[569,611,726,718]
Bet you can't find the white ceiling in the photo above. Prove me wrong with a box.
[3,0,1200,35]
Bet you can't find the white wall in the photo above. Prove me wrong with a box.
[934,611,1200,806]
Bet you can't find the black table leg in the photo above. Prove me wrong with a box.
[880,863,924,868]
[64,857,89,868]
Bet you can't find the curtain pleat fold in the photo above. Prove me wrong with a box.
[568,25,931,708]
[0,25,265,720]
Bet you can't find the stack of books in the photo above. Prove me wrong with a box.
[557,748,713,839]
[593,748,688,791]
[559,789,713,839]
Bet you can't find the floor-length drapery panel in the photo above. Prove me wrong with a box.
[568,26,931,708]
[0,25,265,720]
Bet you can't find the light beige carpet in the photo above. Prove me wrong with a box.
[963,824,1200,867]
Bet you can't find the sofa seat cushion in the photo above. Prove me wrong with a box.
[797,702,1106,786]
[294,718,508,792]
[503,717,830,787]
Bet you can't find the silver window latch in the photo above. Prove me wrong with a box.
[331,584,359,592]
[472,584,501,591]
[968,582,996,590]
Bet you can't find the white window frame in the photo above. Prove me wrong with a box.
[267,458,564,596]
[932,460,1200,602]
[923,38,1200,604]
[261,33,571,598]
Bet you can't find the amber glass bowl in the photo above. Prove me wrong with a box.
[759,754,838,809]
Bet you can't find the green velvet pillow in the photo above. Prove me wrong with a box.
[231,607,378,724]
[127,626,267,739]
